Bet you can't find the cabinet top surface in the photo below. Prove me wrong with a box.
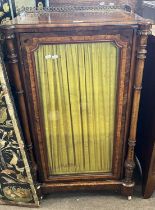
[0,7,151,30]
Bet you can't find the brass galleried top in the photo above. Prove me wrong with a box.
[0,5,151,29]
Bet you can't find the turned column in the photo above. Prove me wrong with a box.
[122,24,151,196]
[3,28,38,183]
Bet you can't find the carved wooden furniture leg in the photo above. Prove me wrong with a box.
[136,34,155,199]
[3,28,38,185]
[122,24,151,197]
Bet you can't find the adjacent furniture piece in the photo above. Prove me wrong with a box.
[136,34,155,199]
[0,0,15,23]
[0,48,39,206]
[0,4,151,199]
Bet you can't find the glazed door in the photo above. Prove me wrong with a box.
[20,32,133,183]
[35,41,117,175]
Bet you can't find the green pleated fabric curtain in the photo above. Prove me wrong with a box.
[34,42,118,175]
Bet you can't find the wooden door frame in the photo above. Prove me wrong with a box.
[20,31,133,184]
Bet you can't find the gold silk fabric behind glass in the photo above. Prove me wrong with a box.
[34,42,118,175]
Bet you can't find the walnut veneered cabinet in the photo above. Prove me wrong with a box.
[0,5,151,198]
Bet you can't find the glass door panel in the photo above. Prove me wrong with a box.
[34,42,119,175]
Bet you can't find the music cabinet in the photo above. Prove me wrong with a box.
[0,4,151,199]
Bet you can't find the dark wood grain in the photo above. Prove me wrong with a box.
[0,8,151,197]
[1,29,38,183]
[121,24,151,196]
